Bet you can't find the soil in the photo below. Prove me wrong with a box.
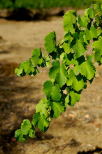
[0,17,102,154]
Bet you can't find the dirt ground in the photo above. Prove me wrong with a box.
[0,17,102,154]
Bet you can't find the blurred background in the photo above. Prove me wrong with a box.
[0,0,94,9]
[0,0,101,20]
[0,0,102,154]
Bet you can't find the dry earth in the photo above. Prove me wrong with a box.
[0,17,102,154]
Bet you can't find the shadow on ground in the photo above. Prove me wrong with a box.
[0,61,40,137]
[0,8,65,21]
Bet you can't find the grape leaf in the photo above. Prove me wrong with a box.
[28,129,35,138]
[61,53,77,66]
[51,84,61,101]
[52,102,64,118]
[32,113,40,127]
[44,32,56,53]
[56,63,67,87]
[69,91,80,106]
[67,69,75,86]
[31,48,44,67]
[15,68,23,76]
[38,114,49,132]
[49,60,60,80]
[84,26,100,42]
[32,113,49,132]
[15,129,25,142]
[32,48,41,57]
[67,69,85,91]
[94,50,102,64]
[36,98,50,117]
[15,119,35,141]
[78,15,90,28]
[80,60,96,80]
[73,40,86,58]
[62,42,73,54]
[49,61,67,87]
[21,60,34,75]
[72,77,86,92]
[92,37,102,50]
[43,81,61,101]
[15,60,35,76]
[21,119,32,135]
[64,10,76,33]
[65,95,70,107]
[43,80,53,98]
[85,8,95,18]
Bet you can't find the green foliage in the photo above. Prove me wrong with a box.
[15,4,102,141]
[32,113,49,132]
[49,61,67,87]
[0,0,13,8]
[0,0,94,9]
[15,48,46,76]
[64,10,76,33]
[69,91,80,106]
[15,120,35,141]
[44,32,57,53]
[52,102,65,118]
[79,60,96,80]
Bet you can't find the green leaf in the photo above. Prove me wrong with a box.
[67,69,75,86]
[56,63,67,87]
[44,32,56,53]
[73,40,86,58]
[80,60,96,80]
[43,80,53,97]
[85,8,95,18]
[61,53,77,66]
[84,26,99,41]
[18,60,35,75]
[92,37,102,50]
[15,129,25,142]
[31,56,39,67]
[15,68,23,76]
[43,81,61,102]
[38,115,49,132]
[78,15,90,28]
[28,129,35,138]
[32,113,40,127]
[21,119,32,135]
[73,64,80,75]
[32,113,49,132]
[49,60,60,80]
[65,95,70,107]
[51,84,61,101]
[22,60,33,74]
[36,98,51,117]
[32,48,41,57]
[62,42,73,54]
[94,50,102,64]
[90,26,98,39]
[31,48,43,67]
[64,10,76,33]
[67,69,85,91]
[72,77,85,92]
[69,91,80,106]
[49,61,67,87]
[64,33,73,42]
[15,119,35,141]
[52,102,64,118]
[45,56,51,67]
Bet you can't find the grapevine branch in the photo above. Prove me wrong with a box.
[15,4,102,141]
